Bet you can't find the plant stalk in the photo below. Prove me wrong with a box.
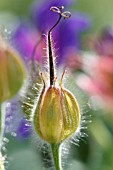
[48,14,62,86]
[0,102,5,150]
[51,143,61,170]
[0,103,2,149]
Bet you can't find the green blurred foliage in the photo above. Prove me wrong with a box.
[0,0,32,16]
[6,135,43,170]
[75,0,113,34]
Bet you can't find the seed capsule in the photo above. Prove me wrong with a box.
[60,88,80,140]
[0,35,26,102]
[34,83,80,143]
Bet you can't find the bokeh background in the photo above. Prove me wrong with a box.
[0,0,113,170]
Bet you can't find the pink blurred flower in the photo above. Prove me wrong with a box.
[76,54,113,110]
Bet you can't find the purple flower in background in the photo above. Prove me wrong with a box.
[12,24,45,61]
[12,0,90,64]
[31,0,74,32]
[54,12,90,63]
[17,119,31,138]
[5,98,31,139]
[31,0,90,63]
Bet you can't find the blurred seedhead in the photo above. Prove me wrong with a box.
[0,32,26,102]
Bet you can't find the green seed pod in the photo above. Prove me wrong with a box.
[60,88,80,141]
[34,86,63,143]
[0,37,26,102]
[34,84,80,143]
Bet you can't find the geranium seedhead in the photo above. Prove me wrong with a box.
[0,34,26,102]
[33,6,80,144]
[34,83,80,143]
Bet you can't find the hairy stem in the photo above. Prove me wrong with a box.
[48,34,55,86]
[0,103,2,149]
[0,103,5,150]
[51,143,61,170]
[48,15,62,86]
